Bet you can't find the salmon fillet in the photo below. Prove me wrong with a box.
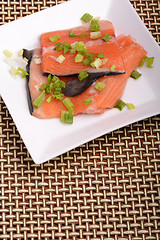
[28,35,147,119]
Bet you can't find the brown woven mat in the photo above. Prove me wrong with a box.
[0,1,160,239]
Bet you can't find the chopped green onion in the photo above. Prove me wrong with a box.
[81,13,93,23]
[10,66,20,78]
[75,53,83,63]
[3,49,13,58]
[126,103,135,110]
[52,75,60,82]
[85,97,92,105]
[33,90,45,109]
[97,53,104,58]
[75,41,87,53]
[47,74,52,83]
[70,48,76,54]
[102,34,112,42]
[56,55,65,63]
[69,30,77,37]
[90,31,101,39]
[63,43,72,54]
[139,56,147,67]
[78,70,89,81]
[79,32,87,38]
[110,64,116,72]
[24,57,28,62]
[130,70,142,79]
[91,58,103,69]
[63,98,74,114]
[114,99,126,111]
[18,49,23,57]
[90,19,100,32]
[46,96,53,103]
[53,93,64,101]
[49,35,61,43]
[94,82,106,91]
[146,57,154,68]
[39,83,47,92]
[60,110,73,124]
[45,85,51,94]
[17,67,29,78]
[86,52,95,57]
[83,56,93,66]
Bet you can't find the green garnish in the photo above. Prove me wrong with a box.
[146,57,154,68]
[79,32,87,38]
[49,35,61,43]
[57,55,65,63]
[114,99,126,111]
[83,56,93,66]
[85,97,92,105]
[102,34,112,42]
[75,41,87,53]
[70,48,76,54]
[94,82,106,91]
[10,66,20,78]
[69,30,77,37]
[126,103,135,110]
[75,53,83,63]
[139,56,147,67]
[17,67,29,78]
[47,74,52,83]
[78,70,89,81]
[3,49,13,58]
[97,53,104,58]
[60,110,73,124]
[18,49,23,57]
[91,58,103,69]
[90,19,100,32]
[54,42,71,54]
[63,98,74,114]
[86,52,95,57]
[90,31,101,39]
[53,93,64,101]
[81,13,93,23]
[33,90,45,109]
[46,96,53,103]
[110,64,116,72]
[130,70,142,79]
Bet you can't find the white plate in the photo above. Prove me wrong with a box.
[0,0,160,164]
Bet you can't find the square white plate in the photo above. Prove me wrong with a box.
[0,0,160,164]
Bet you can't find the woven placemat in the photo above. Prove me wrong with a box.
[0,1,160,239]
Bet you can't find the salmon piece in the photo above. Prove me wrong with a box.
[42,38,125,76]
[41,20,115,48]
[40,20,125,76]
[27,35,147,119]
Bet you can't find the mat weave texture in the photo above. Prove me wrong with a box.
[0,1,160,240]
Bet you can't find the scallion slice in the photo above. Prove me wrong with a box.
[130,70,142,79]
[60,110,73,124]
[126,103,135,110]
[56,55,65,63]
[33,90,45,109]
[3,49,13,58]
[91,58,103,69]
[83,56,93,66]
[18,49,23,57]
[94,82,105,91]
[110,64,116,72]
[69,30,77,37]
[46,96,53,103]
[146,57,154,68]
[85,97,92,105]
[10,66,20,78]
[17,67,29,78]
[81,13,93,23]
[90,31,101,39]
[90,19,100,32]
[75,41,87,53]
[140,56,147,67]
[79,32,87,38]
[75,53,83,63]
[49,35,61,43]
[62,98,74,114]
[97,53,104,58]
[78,70,89,81]
[114,99,126,111]
[102,34,112,42]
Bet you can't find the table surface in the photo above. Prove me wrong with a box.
[0,0,160,240]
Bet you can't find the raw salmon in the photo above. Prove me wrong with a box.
[40,20,126,76]
[26,35,147,119]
